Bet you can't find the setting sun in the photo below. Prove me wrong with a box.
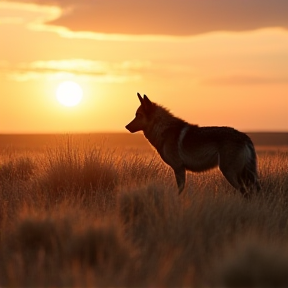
[56,81,83,107]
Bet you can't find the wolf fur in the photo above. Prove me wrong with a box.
[125,93,261,197]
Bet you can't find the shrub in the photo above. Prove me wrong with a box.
[214,242,288,287]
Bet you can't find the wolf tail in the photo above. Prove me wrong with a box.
[240,141,261,192]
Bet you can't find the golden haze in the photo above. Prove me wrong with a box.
[0,1,287,133]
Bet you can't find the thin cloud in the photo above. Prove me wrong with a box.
[3,0,288,36]
[2,59,151,82]
[3,59,287,86]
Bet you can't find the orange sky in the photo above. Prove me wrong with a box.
[0,0,287,133]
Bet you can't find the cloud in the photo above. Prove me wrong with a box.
[1,58,197,82]
[3,0,288,36]
[2,59,151,82]
[3,59,287,86]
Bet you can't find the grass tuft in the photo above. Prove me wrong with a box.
[0,156,35,182]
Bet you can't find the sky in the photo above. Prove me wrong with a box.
[0,0,288,133]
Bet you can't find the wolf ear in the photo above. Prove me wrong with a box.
[143,94,152,104]
[137,92,144,105]
[143,94,152,108]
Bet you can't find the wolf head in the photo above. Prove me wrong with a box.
[125,93,155,133]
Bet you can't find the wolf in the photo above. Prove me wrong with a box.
[125,93,261,197]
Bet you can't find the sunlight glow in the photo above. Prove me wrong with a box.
[56,81,83,107]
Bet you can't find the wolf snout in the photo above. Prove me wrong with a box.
[125,123,133,133]
[125,121,139,133]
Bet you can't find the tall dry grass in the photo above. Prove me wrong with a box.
[0,138,288,287]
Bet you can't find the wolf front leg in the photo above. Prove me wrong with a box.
[173,167,186,194]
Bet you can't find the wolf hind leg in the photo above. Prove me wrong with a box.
[219,166,243,192]
[239,159,261,195]
[221,169,251,198]
[173,167,186,194]
[238,174,261,195]
[256,180,261,192]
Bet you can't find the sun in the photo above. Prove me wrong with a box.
[56,81,83,107]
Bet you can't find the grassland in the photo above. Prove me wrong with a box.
[0,135,288,287]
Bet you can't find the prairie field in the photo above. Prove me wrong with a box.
[0,134,288,287]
